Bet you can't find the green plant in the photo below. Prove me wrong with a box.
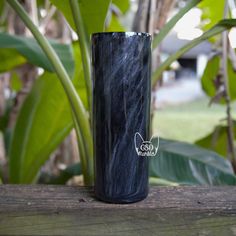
[196,0,236,172]
[6,0,93,184]
[0,0,235,185]
[2,0,123,184]
[150,138,236,185]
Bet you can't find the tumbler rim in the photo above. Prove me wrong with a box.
[91,32,151,38]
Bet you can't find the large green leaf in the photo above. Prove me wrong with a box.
[0,49,26,72]
[0,100,11,133]
[73,44,88,108]
[198,0,224,31]
[9,44,86,183]
[201,56,236,101]
[0,32,74,76]
[10,71,22,92]
[196,124,236,158]
[36,0,46,7]
[201,55,220,98]
[9,72,73,183]
[0,98,13,156]
[227,59,236,99]
[112,0,130,13]
[9,41,87,184]
[0,0,5,18]
[50,0,111,36]
[149,138,236,185]
[106,13,125,32]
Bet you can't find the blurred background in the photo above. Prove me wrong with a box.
[0,0,236,186]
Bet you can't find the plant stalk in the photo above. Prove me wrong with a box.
[152,0,202,50]
[72,112,93,185]
[69,0,92,118]
[151,19,236,87]
[6,0,94,184]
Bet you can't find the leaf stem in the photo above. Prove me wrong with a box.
[151,20,236,87]
[72,112,93,185]
[69,0,92,117]
[152,0,202,50]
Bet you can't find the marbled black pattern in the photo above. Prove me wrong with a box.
[92,32,151,203]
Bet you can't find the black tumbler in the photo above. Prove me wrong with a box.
[92,32,151,203]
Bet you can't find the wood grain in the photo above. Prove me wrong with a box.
[0,185,236,235]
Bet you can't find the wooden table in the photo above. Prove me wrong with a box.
[0,185,235,235]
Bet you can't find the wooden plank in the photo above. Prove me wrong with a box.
[0,185,235,235]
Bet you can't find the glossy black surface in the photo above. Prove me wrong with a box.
[92,32,151,203]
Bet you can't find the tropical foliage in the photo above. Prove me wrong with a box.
[0,0,235,185]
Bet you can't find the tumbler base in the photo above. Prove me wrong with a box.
[94,191,148,204]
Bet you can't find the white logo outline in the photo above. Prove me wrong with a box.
[134,132,159,157]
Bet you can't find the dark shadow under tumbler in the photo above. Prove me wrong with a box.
[92,32,151,203]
